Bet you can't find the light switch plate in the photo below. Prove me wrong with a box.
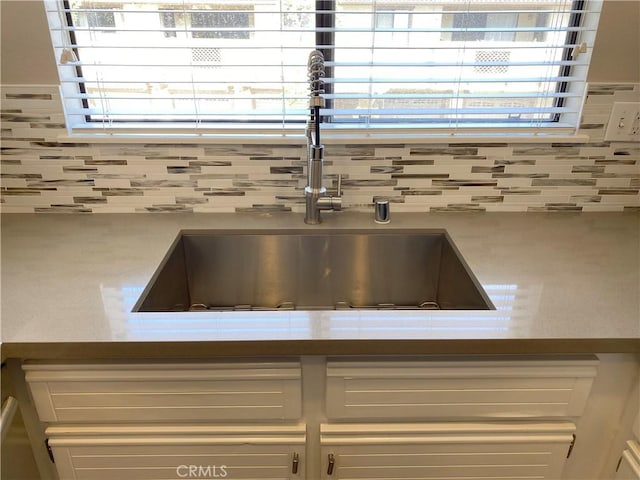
[604,102,640,142]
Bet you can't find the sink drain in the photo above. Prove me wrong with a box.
[189,301,440,312]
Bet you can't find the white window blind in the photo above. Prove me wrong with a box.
[45,0,601,136]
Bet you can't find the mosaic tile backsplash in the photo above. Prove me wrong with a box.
[1,83,639,213]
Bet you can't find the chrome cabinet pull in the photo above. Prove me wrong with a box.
[292,452,299,474]
[327,453,335,475]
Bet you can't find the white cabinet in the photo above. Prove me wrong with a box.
[320,422,576,480]
[322,356,597,480]
[47,424,306,480]
[24,361,305,480]
[23,355,600,480]
[616,441,640,479]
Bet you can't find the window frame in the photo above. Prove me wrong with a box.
[48,0,602,139]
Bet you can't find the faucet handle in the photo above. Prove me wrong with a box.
[317,174,343,212]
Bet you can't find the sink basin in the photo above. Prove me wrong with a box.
[134,229,494,312]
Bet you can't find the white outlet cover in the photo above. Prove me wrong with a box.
[604,102,640,142]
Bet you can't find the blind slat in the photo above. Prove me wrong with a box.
[52,26,593,34]
[66,108,574,116]
[62,92,583,101]
[48,8,598,15]
[53,44,587,50]
[63,61,589,68]
[60,77,580,85]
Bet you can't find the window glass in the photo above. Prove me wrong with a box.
[452,12,487,41]
[160,11,176,38]
[190,11,251,40]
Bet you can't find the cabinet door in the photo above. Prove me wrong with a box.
[320,422,575,480]
[616,441,640,480]
[24,361,301,422]
[47,424,306,480]
[326,357,598,420]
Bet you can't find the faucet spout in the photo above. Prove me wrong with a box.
[304,50,341,224]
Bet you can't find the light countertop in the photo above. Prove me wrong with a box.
[1,211,638,359]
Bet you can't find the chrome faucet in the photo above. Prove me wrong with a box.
[304,50,341,224]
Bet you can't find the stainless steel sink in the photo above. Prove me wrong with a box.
[134,230,494,312]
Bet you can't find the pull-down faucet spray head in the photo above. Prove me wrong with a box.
[304,49,340,224]
[307,50,326,102]
[307,50,326,146]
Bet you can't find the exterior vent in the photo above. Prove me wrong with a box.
[475,50,510,74]
[191,47,221,65]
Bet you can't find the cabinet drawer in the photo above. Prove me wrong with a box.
[320,422,575,480]
[47,424,305,480]
[24,361,301,422]
[326,356,598,420]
